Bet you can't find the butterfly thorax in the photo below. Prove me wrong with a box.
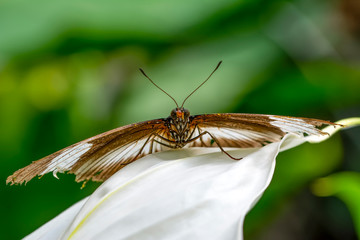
[165,107,192,148]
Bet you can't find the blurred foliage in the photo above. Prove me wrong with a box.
[1,0,359,239]
[312,172,360,237]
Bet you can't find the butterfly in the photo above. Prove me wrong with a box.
[6,61,337,185]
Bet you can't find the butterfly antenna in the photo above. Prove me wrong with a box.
[181,61,222,108]
[139,68,179,108]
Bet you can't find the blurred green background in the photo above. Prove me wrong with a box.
[1,0,360,239]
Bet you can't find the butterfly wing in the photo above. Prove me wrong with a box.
[187,113,337,148]
[7,119,172,184]
[7,113,337,185]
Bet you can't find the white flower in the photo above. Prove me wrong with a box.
[24,118,360,240]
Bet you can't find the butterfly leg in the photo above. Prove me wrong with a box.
[132,131,177,160]
[196,126,207,147]
[151,133,181,149]
[153,140,179,149]
[152,133,177,144]
[130,134,156,162]
[153,133,179,149]
[186,130,242,160]
[186,124,197,140]
[132,131,180,162]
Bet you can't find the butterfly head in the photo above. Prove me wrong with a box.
[170,107,190,122]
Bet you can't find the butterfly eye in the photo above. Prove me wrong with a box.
[184,109,190,118]
[171,109,177,118]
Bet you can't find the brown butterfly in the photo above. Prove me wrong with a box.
[7,61,337,185]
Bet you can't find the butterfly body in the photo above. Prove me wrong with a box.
[164,108,192,148]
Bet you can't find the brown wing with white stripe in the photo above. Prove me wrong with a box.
[6,119,171,184]
[187,113,337,148]
[7,113,337,185]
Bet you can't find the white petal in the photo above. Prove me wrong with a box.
[25,117,359,240]
[24,198,88,240]
[59,139,284,240]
